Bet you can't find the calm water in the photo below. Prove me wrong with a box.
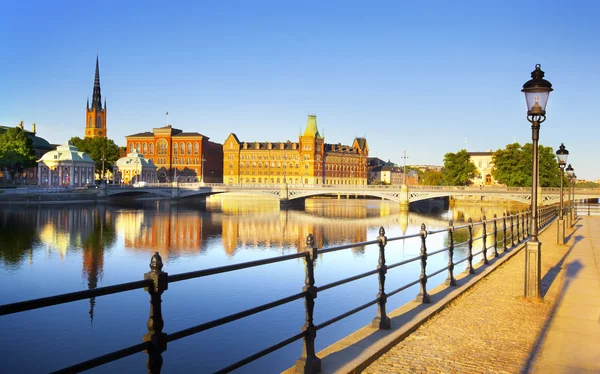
[0,197,525,373]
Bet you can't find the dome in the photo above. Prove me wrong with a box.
[115,150,156,168]
[38,141,95,163]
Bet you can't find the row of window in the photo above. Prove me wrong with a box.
[129,141,200,156]
[228,178,366,185]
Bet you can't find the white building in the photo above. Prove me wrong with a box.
[37,141,96,187]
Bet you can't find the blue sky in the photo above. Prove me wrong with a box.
[1,1,599,180]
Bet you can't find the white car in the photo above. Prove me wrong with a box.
[133,181,147,188]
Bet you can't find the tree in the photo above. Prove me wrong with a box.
[442,150,479,186]
[0,127,37,181]
[421,168,443,186]
[492,143,561,187]
[69,137,120,180]
[491,142,528,186]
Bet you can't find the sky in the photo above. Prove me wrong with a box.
[1,1,599,180]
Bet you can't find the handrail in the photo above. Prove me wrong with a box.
[0,208,556,373]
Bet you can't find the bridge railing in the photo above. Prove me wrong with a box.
[0,209,558,373]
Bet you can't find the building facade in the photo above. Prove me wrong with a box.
[223,115,369,186]
[468,151,500,186]
[37,141,96,187]
[113,150,157,185]
[125,125,223,183]
[85,57,107,139]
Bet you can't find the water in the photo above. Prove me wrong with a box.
[0,197,525,373]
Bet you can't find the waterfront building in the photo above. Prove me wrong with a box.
[112,150,157,185]
[223,115,369,185]
[0,121,54,184]
[37,141,96,187]
[125,125,223,183]
[84,56,107,139]
[468,150,500,186]
[368,158,418,185]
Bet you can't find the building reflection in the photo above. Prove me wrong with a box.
[116,205,220,260]
[23,206,116,325]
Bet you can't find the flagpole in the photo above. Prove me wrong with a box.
[166,111,169,126]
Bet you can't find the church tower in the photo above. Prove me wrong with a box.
[85,56,107,138]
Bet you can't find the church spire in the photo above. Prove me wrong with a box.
[91,55,102,111]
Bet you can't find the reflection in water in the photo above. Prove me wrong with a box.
[0,198,528,373]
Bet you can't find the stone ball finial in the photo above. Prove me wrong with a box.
[150,252,163,272]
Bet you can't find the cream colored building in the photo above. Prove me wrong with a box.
[467,151,500,186]
[37,141,96,187]
[113,150,157,185]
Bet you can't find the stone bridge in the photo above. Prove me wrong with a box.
[100,183,600,207]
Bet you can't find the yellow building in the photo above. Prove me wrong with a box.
[223,115,369,185]
[113,150,157,185]
[468,151,501,186]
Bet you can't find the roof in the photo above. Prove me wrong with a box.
[115,150,156,168]
[0,124,53,151]
[126,131,154,137]
[303,115,321,138]
[38,141,95,163]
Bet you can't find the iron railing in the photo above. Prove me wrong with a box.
[0,207,558,373]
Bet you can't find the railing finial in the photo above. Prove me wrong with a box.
[150,252,163,272]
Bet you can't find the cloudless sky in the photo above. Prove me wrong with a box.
[1,0,599,180]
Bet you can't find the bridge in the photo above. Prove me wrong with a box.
[100,183,600,207]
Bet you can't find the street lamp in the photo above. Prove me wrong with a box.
[555,143,568,244]
[566,164,574,227]
[522,64,553,299]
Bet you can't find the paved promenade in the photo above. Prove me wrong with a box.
[364,216,600,373]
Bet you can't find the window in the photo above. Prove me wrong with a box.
[157,139,168,155]
[136,143,140,152]
[150,143,154,155]
[173,143,178,155]
[97,116,102,128]
[143,143,147,154]
[194,143,199,155]
[187,143,192,155]
[130,142,134,152]
[88,117,92,128]
[479,161,482,167]
[180,143,185,155]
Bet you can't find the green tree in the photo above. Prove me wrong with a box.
[69,137,120,180]
[0,127,37,181]
[492,143,561,187]
[491,143,528,186]
[576,181,600,188]
[421,168,443,185]
[442,150,479,186]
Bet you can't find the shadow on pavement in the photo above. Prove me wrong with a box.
[521,236,584,373]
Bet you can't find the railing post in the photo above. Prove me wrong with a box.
[522,212,526,239]
[503,213,507,251]
[510,214,515,247]
[493,214,499,258]
[295,234,321,374]
[144,252,168,374]
[372,227,391,329]
[466,218,475,274]
[445,219,456,286]
[481,215,489,265]
[516,212,520,242]
[416,223,431,303]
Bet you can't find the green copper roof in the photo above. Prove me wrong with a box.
[303,115,321,138]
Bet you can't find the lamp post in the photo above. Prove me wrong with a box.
[522,64,553,299]
[555,144,569,244]
[566,164,574,227]
[572,173,578,221]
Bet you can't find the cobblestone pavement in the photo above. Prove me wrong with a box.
[364,219,572,374]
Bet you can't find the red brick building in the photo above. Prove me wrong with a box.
[125,125,223,183]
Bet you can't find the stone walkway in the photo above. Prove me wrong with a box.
[364,216,600,373]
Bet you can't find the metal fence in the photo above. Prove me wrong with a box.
[0,206,557,373]
[574,202,600,216]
